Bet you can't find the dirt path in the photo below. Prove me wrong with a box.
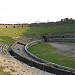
[0,56,54,75]
[49,42,75,58]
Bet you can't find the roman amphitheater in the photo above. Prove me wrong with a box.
[0,19,75,75]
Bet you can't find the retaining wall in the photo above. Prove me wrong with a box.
[43,32,75,42]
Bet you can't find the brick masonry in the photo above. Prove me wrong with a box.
[0,24,30,28]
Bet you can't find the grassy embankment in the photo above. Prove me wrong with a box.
[0,24,74,44]
[28,43,75,69]
[0,24,74,74]
[0,28,29,44]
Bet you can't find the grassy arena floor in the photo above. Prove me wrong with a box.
[28,43,75,69]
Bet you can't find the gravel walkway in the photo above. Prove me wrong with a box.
[49,42,75,58]
[0,56,54,75]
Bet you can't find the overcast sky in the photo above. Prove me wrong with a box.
[0,0,75,23]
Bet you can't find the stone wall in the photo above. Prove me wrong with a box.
[43,32,75,42]
[0,24,30,28]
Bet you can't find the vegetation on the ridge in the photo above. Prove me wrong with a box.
[0,24,74,37]
[0,24,74,44]
[23,24,74,35]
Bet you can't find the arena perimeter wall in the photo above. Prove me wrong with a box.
[9,41,75,75]
[0,24,30,28]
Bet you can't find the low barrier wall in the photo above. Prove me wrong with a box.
[25,40,49,63]
[48,38,75,42]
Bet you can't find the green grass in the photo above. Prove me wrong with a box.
[60,42,75,44]
[28,43,75,69]
[23,24,74,35]
[0,28,29,44]
[0,28,29,38]
[0,24,74,37]
[0,36,14,44]
[0,24,74,44]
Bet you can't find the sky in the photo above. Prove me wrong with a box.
[0,0,75,24]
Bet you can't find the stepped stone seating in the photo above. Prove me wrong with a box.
[43,32,75,42]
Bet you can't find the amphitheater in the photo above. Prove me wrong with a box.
[0,21,75,75]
